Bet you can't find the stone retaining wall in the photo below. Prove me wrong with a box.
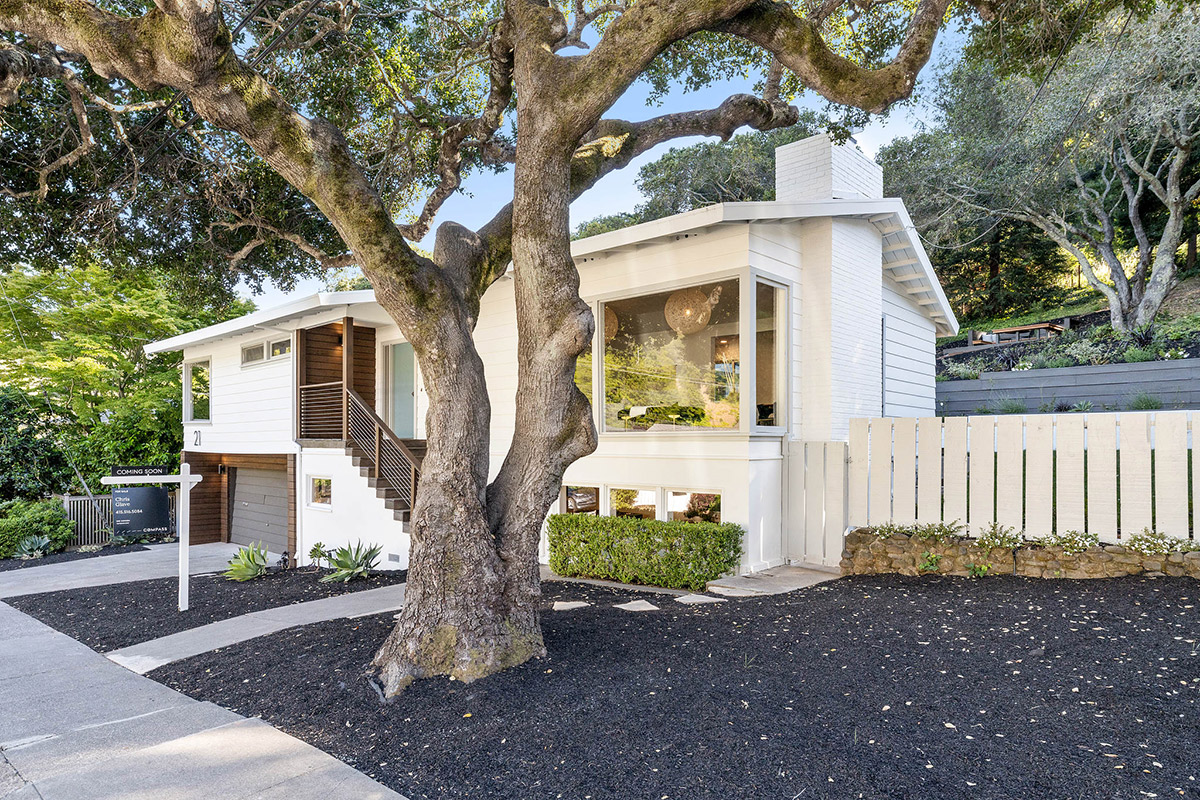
[841,529,1200,579]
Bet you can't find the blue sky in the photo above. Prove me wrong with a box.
[247,36,957,308]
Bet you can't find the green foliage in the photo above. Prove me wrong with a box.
[996,398,1029,415]
[1040,529,1099,554]
[1121,346,1158,363]
[912,520,967,545]
[1124,528,1196,556]
[308,542,332,568]
[548,514,743,592]
[1069,401,1094,413]
[976,522,1025,551]
[0,499,74,559]
[966,562,990,578]
[320,541,383,583]
[0,262,253,491]
[942,361,982,380]
[14,534,51,559]
[1127,391,1163,411]
[0,388,70,501]
[224,543,270,582]
[918,551,943,573]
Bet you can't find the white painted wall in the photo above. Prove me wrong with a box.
[883,277,937,417]
[183,329,297,455]
[829,219,884,439]
[296,447,410,570]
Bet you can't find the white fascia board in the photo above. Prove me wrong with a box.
[144,289,378,355]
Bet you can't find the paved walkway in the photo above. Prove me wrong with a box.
[107,583,407,674]
[0,543,246,599]
[706,565,839,596]
[0,602,405,800]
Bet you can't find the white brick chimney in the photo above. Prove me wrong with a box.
[774,133,883,202]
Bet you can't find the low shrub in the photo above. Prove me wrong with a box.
[912,520,966,545]
[1040,529,1098,554]
[548,514,743,591]
[975,522,1024,551]
[1127,391,1163,411]
[321,541,382,583]
[942,361,981,380]
[1124,528,1196,556]
[0,500,74,559]
[996,398,1028,415]
[15,534,51,559]
[224,543,269,581]
[1121,346,1158,363]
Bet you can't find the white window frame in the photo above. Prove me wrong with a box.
[594,270,745,435]
[663,487,725,524]
[184,358,212,423]
[307,475,333,511]
[240,334,293,369]
[749,272,790,434]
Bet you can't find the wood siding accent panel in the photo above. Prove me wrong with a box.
[182,452,289,546]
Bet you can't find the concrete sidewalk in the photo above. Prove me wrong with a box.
[0,543,246,599]
[706,565,839,597]
[0,602,405,800]
[107,583,407,674]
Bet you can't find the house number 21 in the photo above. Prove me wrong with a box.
[193,430,202,447]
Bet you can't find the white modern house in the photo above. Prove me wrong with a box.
[145,133,957,575]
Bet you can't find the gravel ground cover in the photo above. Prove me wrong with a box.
[0,543,149,573]
[9,567,407,651]
[149,575,1200,800]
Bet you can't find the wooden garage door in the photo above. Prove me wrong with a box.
[231,468,289,555]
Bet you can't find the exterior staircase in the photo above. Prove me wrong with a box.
[343,387,425,523]
[346,438,427,522]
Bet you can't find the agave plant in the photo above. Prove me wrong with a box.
[14,534,51,560]
[320,541,382,583]
[223,543,270,582]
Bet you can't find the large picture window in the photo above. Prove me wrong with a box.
[601,278,739,432]
[755,281,784,427]
[186,360,210,422]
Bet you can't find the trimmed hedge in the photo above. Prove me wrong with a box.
[547,514,743,591]
[0,499,75,559]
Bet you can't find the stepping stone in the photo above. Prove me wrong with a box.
[675,594,727,605]
[614,600,659,612]
[552,601,590,611]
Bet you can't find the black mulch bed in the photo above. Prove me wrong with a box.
[148,575,1200,800]
[0,543,149,573]
[9,567,407,652]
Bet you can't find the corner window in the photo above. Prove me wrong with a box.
[270,339,292,358]
[609,488,657,519]
[755,281,785,428]
[241,343,265,365]
[667,490,722,524]
[601,278,740,432]
[563,486,599,515]
[185,360,210,422]
[309,477,332,508]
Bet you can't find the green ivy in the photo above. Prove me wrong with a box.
[548,514,743,592]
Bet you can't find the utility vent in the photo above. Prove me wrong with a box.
[388,553,401,563]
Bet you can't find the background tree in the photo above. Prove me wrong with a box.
[926,6,1200,332]
[575,115,823,237]
[0,387,70,501]
[0,260,251,489]
[1,0,1126,693]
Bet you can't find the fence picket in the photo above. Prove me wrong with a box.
[942,417,968,527]
[824,442,848,566]
[848,418,869,527]
[1154,412,1190,537]
[804,443,827,560]
[968,416,996,534]
[1024,416,1054,539]
[867,418,893,526]
[1120,413,1153,537]
[892,418,918,524]
[995,416,1025,532]
[1087,414,1119,543]
[1055,415,1086,534]
[917,418,943,522]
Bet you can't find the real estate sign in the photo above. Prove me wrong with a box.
[111,464,172,478]
[112,486,172,537]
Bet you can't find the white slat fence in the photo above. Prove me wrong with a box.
[845,412,1195,543]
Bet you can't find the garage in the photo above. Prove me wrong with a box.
[230,468,290,556]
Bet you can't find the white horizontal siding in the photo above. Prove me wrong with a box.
[883,277,936,417]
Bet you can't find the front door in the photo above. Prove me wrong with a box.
[388,342,417,438]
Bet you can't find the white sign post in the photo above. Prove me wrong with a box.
[101,462,203,611]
